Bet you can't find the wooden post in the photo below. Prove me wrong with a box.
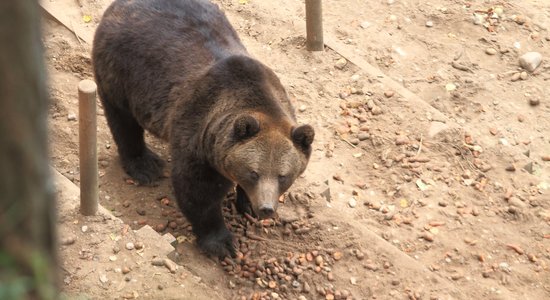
[78,79,98,216]
[306,0,323,51]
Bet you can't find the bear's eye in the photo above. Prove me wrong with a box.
[250,171,259,181]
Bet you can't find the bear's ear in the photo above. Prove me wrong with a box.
[234,115,260,139]
[291,124,315,147]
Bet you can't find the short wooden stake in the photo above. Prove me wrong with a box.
[78,79,98,216]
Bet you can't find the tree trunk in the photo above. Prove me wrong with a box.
[0,1,58,299]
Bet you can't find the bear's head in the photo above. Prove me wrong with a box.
[222,113,314,219]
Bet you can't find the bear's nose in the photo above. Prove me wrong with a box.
[258,205,274,219]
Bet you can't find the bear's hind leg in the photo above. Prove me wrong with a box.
[101,98,164,185]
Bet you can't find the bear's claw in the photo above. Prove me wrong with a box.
[197,229,236,259]
[121,148,165,185]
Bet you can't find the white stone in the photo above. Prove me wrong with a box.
[519,52,542,72]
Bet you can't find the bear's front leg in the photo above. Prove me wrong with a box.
[172,161,236,258]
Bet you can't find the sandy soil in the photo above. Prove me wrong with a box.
[45,0,549,299]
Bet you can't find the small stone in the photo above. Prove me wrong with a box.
[348,198,357,208]
[421,232,434,242]
[109,255,117,261]
[315,255,324,266]
[517,115,525,122]
[81,225,89,233]
[520,71,528,80]
[157,285,164,290]
[333,251,343,261]
[451,272,463,280]
[298,105,307,112]
[472,14,484,25]
[508,197,527,208]
[134,241,144,250]
[350,277,357,285]
[519,52,542,72]
[122,267,131,274]
[529,98,540,106]
[155,223,166,232]
[355,250,365,260]
[505,164,516,172]
[485,48,497,55]
[163,258,178,273]
[327,272,334,281]
[360,21,371,29]
[542,156,550,161]
[425,20,434,27]
[371,106,383,115]
[350,138,360,145]
[334,58,347,70]
[499,262,511,273]
[125,242,135,250]
[511,73,521,82]
[357,132,370,141]
[136,208,146,216]
[152,257,165,266]
[113,245,120,254]
[268,280,277,289]
[99,274,109,284]
[523,162,534,174]
[438,201,448,207]
[60,236,76,246]
[445,83,456,91]
[67,113,77,121]
[395,135,409,145]
[384,90,394,98]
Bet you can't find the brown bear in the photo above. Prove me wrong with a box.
[92,0,314,258]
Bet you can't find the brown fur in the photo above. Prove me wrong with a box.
[92,0,314,258]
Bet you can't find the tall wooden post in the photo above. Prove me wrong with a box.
[306,0,323,51]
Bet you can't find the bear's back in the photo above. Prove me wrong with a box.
[93,0,247,137]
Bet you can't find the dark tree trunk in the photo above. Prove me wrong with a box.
[0,1,58,299]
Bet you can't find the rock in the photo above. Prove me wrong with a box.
[529,98,540,106]
[152,257,165,266]
[511,73,521,82]
[360,21,371,29]
[333,251,343,261]
[472,14,484,25]
[357,132,370,141]
[485,48,497,55]
[334,58,347,70]
[298,105,307,112]
[348,198,357,208]
[508,197,527,208]
[384,90,394,98]
[60,236,76,246]
[125,242,135,250]
[519,52,542,72]
[523,162,534,174]
[520,71,528,80]
[395,135,409,145]
[99,274,109,284]
[371,106,383,115]
[122,267,131,274]
[315,255,324,266]
[67,113,77,121]
[425,20,434,27]
[350,277,357,285]
[163,258,178,273]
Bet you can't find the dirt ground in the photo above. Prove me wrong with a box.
[45,0,549,299]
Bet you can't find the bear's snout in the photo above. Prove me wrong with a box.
[258,204,275,219]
